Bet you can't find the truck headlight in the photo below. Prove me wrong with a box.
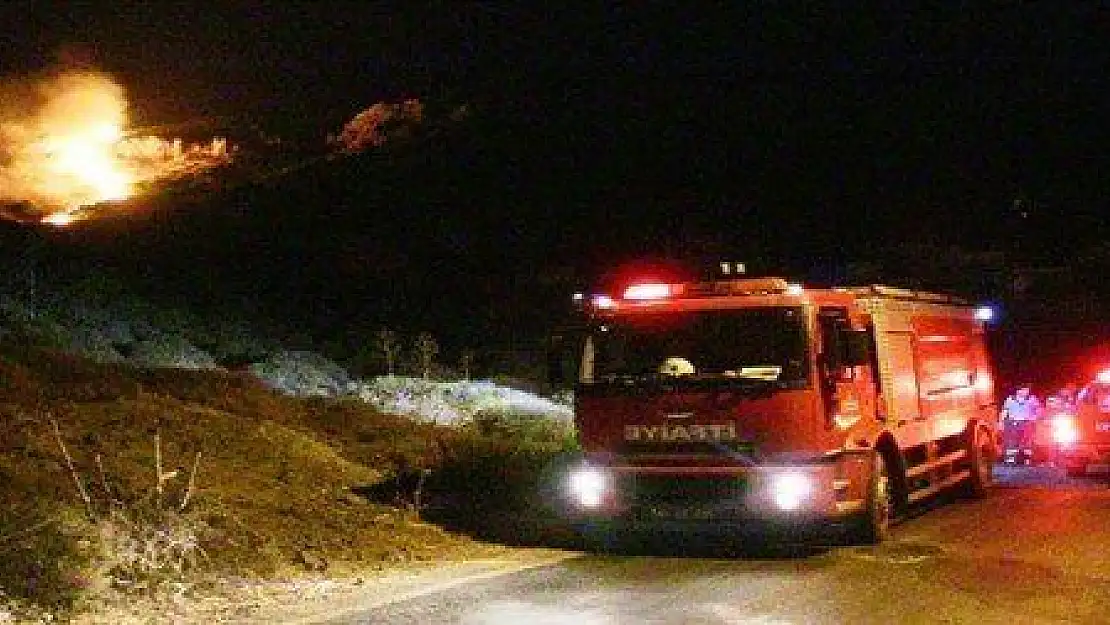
[568,467,610,508]
[770,472,813,511]
[1052,415,1079,446]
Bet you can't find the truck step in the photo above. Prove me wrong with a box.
[904,449,968,479]
[907,469,971,504]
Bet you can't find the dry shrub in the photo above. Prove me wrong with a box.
[94,504,210,594]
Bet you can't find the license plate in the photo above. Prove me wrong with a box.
[646,505,714,520]
[1096,422,1110,433]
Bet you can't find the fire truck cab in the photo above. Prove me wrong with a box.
[559,275,998,544]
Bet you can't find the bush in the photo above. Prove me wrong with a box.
[129,335,218,370]
[0,315,72,351]
[416,410,581,544]
[0,508,93,615]
[93,504,210,594]
[63,327,127,364]
[249,350,351,397]
[350,377,574,425]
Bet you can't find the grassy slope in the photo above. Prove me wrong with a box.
[0,342,574,614]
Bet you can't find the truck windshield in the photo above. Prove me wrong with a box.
[582,306,810,387]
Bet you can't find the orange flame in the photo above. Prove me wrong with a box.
[0,71,232,226]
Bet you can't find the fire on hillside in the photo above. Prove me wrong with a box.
[0,71,233,226]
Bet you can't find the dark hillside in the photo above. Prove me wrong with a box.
[14,103,583,362]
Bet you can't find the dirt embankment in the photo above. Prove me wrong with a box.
[0,343,577,622]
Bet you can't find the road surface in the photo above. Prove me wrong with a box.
[320,466,1110,624]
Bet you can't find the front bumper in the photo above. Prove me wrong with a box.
[563,457,871,532]
[1054,443,1110,474]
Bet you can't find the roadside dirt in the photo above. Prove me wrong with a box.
[68,549,577,625]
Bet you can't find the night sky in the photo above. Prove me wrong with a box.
[3,4,1110,356]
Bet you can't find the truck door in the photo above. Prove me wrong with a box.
[818,307,878,432]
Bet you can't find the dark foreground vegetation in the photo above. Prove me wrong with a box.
[0,335,577,620]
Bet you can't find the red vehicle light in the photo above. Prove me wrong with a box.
[623,283,671,301]
[1052,415,1079,445]
[591,294,617,310]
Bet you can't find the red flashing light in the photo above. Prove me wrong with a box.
[623,283,671,301]
[1052,415,1079,445]
[1097,369,1110,385]
[591,294,617,309]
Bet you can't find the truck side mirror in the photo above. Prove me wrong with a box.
[546,331,585,388]
[546,347,565,386]
[822,328,869,385]
[839,329,871,367]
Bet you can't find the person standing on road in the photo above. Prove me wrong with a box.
[999,384,1044,465]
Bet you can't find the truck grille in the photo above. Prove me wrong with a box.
[624,474,749,521]
[619,441,757,457]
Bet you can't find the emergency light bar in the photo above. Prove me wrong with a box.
[623,283,672,300]
[589,277,807,311]
[680,278,798,297]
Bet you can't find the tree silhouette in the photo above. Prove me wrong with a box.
[376,328,399,376]
[414,332,438,380]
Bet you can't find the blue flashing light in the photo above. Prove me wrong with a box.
[974,305,996,322]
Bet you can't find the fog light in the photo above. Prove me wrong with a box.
[568,468,609,508]
[1052,415,1079,446]
[771,472,813,511]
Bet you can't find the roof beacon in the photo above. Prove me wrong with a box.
[623,283,671,301]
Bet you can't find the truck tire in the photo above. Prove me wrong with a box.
[849,451,893,545]
[961,425,995,498]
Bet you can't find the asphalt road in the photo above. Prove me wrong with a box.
[324,466,1110,625]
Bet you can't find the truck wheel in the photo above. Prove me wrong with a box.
[575,521,620,553]
[962,425,995,498]
[850,451,893,545]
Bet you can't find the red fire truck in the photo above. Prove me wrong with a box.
[1036,370,1110,477]
[558,273,998,543]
